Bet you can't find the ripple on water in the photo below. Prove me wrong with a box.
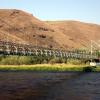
[0,72,100,100]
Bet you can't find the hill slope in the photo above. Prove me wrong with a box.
[0,9,100,49]
[47,21,100,48]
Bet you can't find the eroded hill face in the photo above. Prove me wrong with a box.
[0,9,100,49]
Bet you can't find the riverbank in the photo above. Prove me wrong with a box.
[0,64,93,71]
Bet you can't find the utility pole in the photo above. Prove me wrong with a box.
[35,33,38,55]
[90,40,100,66]
[90,40,100,58]
[91,40,93,62]
[6,25,10,54]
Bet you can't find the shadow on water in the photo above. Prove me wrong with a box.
[83,66,96,72]
[0,70,99,100]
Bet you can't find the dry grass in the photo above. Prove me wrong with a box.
[0,9,100,49]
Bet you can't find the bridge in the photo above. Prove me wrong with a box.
[0,40,98,60]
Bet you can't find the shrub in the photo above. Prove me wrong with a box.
[0,55,85,65]
[67,58,82,65]
[0,56,34,65]
[0,56,19,65]
[83,66,95,72]
[18,56,32,65]
[48,57,66,64]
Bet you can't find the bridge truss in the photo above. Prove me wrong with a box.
[0,40,97,60]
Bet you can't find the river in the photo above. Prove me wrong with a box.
[0,71,100,100]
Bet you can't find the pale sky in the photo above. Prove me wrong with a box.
[0,0,100,24]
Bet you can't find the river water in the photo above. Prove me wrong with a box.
[0,71,100,100]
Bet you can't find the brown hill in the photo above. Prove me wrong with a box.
[0,9,100,49]
[47,21,100,49]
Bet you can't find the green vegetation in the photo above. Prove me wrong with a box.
[83,66,96,72]
[0,55,99,72]
[0,64,85,71]
[0,55,49,65]
[95,50,100,57]
[0,55,86,65]
[0,65,98,72]
[94,66,100,72]
[67,58,85,65]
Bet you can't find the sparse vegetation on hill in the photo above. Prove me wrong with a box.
[0,9,100,49]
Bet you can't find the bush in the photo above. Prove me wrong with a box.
[0,55,85,65]
[83,66,95,72]
[49,57,67,64]
[18,56,32,65]
[67,58,82,65]
[49,58,57,64]
[0,56,19,65]
[0,56,34,65]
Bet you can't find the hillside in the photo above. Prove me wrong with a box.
[0,9,100,49]
[47,21,100,48]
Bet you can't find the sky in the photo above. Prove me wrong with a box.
[0,0,100,24]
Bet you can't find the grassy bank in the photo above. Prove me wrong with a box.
[0,64,90,71]
[94,66,100,72]
[0,55,99,72]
